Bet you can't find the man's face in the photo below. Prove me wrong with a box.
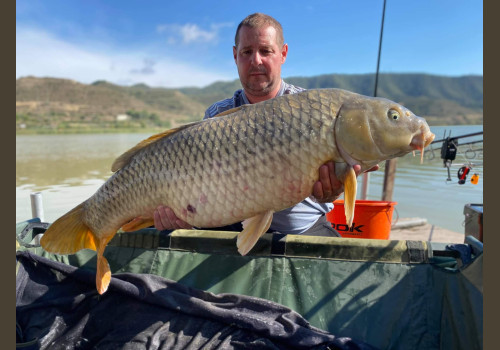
[233,25,288,100]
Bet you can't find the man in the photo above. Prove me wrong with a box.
[154,13,377,236]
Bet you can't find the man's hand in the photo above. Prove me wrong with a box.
[154,206,193,231]
[312,161,379,203]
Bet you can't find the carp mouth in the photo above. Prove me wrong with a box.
[410,125,435,163]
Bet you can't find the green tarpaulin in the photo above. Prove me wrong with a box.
[16,219,482,349]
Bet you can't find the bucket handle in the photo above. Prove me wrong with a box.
[392,206,400,226]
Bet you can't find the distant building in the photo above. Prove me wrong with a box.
[116,114,130,121]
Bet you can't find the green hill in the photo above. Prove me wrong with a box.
[16,73,482,133]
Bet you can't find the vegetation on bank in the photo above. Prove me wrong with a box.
[16,74,483,134]
[16,126,169,135]
[16,109,173,134]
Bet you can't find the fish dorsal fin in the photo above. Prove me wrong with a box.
[111,107,243,172]
[111,121,202,172]
[213,105,244,118]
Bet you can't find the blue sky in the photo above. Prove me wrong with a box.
[16,0,483,88]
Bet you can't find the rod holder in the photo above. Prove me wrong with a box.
[30,192,45,222]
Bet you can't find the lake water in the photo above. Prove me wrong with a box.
[16,125,483,234]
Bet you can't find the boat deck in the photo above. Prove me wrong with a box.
[389,217,465,243]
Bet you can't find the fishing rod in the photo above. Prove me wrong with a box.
[431,131,483,144]
[373,0,386,99]
[428,139,483,153]
[361,0,389,201]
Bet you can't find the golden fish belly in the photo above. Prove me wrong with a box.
[83,90,339,234]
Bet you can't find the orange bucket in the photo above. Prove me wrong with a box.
[326,200,397,239]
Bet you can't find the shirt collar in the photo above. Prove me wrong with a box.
[241,79,285,104]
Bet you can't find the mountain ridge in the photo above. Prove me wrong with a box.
[16,73,483,133]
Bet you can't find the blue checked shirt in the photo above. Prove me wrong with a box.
[203,80,334,235]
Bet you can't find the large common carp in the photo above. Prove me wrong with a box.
[41,88,435,294]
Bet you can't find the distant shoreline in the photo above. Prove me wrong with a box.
[15,121,482,136]
[15,127,171,135]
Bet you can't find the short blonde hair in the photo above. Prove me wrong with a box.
[234,13,284,48]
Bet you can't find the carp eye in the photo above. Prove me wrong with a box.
[388,109,400,121]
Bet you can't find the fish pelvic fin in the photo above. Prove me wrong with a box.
[343,166,357,227]
[96,237,112,294]
[111,121,203,172]
[237,210,274,256]
[40,202,97,254]
[120,216,155,232]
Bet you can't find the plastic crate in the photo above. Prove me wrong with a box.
[463,203,483,242]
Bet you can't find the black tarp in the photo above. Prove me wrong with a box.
[16,251,376,350]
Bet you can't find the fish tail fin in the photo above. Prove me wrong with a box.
[40,202,97,254]
[343,166,357,227]
[96,239,112,294]
[40,202,114,294]
[237,210,274,256]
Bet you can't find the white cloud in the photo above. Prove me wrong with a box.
[16,27,234,88]
[157,22,233,45]
[130,58,157,75]
[180,23,216,43]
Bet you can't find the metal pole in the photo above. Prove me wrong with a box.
[360,173,369,200]
[373,0,387,98]
[30,192,45,222]
[382,159,397,201]
[362,0,387,200]
[374,0,397,201]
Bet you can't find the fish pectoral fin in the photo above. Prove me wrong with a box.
[40,202,97,254]
[96,238,112,295]
[120,217,155,232]
[343,166,357,227]
[237,211,274,256]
